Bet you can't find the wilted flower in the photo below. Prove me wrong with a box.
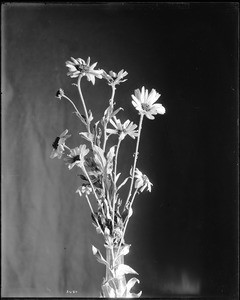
[131,86,166,119]
[50,129,71,159]
[76,184,92,196]
[65,57,103,85]
[102,69,128,86]
[134,168,153,192]
[106,116,138,140]
[65,144,89,169]
[55,88,64,99]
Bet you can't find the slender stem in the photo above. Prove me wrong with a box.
[62,95,81,116]
[103,85,116,152]
[112,138,121,232]
[63,144,71,152]
[85,194,104,235]
[117,176,130,192]
[111,244,115,272]
[81,164,105,217]
[124,113,144,210]
[102,123,108,153]
[115,188,138,261]
[77,76,89,130]
[109,84,116,107]
[123,188,138,234]
[85,194,94,214]
[77,76,94,149]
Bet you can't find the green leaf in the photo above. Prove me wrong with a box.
[115,172,121,183]
[117,176,130,191]
[118,244,131,257]
[111,107,123,118]
[106,145,116,162]
[114,244,131,265]
[79,132,94,143]
[115,264,138,278]
[124,277,140,295]
[88,110,94,123]
[93,145,106,167]
[129,291,142,298]
[92,245,109,267]
[102,281,115,298]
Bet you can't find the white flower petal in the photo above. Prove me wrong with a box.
[71,57,79,64]
[91,62,97,69]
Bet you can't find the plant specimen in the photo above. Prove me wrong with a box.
[51,56,166,297]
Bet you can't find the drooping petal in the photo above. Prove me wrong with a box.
[153,103,166,114]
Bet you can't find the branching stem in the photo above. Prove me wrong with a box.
[112,138,122,231]
[81,164,105,217]
[62,95,81,116]
[77,76,90,131]
[124,113,144,210]
[115,188,138,261]
[85,194,104,235]
[103,85,116,152]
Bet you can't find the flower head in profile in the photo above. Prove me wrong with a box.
[134,168,153,192]
[64,144,89,169]
[55,88,65,99]
[65,57,103,85]
[106,116,138,140]
[102,69,128,86]
[50,129,71,159]
[76,184,92,197]
[131,86,166,119]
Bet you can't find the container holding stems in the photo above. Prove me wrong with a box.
[51,56,166,297]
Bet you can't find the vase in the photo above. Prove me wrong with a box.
[101,244,127,298]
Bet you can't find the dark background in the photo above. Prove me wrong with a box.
[2,2,238,298]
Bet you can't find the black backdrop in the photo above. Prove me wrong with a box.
[2,3,238,298]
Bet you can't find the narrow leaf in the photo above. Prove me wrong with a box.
[129,291,142,298]
[111,107,123,118]
[115,172,121,184]
[91,213,98,225]
[125,277,140,295]
[106,145,116,162]
[117,176,130,191]
[88,110,94,123]
[118,244,131,257]
[92,245,109,267]
[79,132,94,143]
[115,264,138,278]
[78,174,88,181]
[102,282,115,298]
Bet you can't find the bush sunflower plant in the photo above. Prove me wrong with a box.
[51,56,166,298]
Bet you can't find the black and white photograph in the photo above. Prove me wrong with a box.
[1,2,239,299]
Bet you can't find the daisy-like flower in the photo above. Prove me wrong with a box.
[76,184,92,197]
[64,144,89,169]
[134,168,153,192]
[102,69,128,86]
[50,129,71,159]
[106,116,138,140]
[65,57,103,85]
[131,86,166,120]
